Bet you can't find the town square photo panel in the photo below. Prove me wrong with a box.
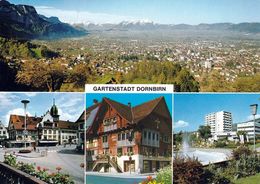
[0,92,85,184]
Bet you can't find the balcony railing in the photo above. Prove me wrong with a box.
[142,139,159,147]
[104,124,117,132]
[0,162,47,184]
[117,140,135,147]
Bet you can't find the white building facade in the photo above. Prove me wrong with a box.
[205,111,233,140]
[237,118,260,140]
[0,121,8,140]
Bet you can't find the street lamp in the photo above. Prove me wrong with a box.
[21,99,30,149]
[250,104,258,151]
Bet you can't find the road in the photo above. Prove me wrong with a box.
[0,145,84,184]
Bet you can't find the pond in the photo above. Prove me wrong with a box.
[86,175,145,184]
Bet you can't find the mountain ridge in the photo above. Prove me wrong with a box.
[0,0,86,40]
[81,21,260,33]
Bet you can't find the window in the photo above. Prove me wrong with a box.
[102,136,108,143]
[44,130,47,134]
[127,147,133,153]
[144,131,147,139]
[152,133,155,140]
[48,130,52,134]
[126,132,129,140]
[3,131,5,135]
[118,133,121,141]
[122,133,125,140]
[148,132,151,139]
[156,134,159,141]
[117,148,122,155]
[80,124,84,129]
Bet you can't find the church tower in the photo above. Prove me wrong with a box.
[50,99,59,122]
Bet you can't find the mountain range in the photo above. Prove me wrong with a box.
[0,0,86,40]
[81,21,260,34]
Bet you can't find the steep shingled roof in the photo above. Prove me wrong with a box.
[8,115,41,131]
[104,98,133,122]
[9,114,76,130]
[132,96,164,123]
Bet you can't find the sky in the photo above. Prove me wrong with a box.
[86,93,173,116]
[174,93,260,133]
[0,93,84,126]
[9,0,260,24]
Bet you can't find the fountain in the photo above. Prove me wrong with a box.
[177,132,229,165]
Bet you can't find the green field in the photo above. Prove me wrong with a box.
[234,173,260,184]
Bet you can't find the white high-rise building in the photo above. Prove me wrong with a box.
[205,111,232,134]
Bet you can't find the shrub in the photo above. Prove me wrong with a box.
[205,164,232,183]
[214,141,227,148]
[3,154,74,184]
[18,162,36,176]
[232,145,252,160]
[156,166,172,184]
[50,172,74,184]
[173,156,207,184]
[231,153,260,179]
[4,154,17,167]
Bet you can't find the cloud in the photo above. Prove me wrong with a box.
[247,114,260,121]
[53,94,84,122]
[58,108,79,122]
[174,120,189,129]
[24,93,38,97]
[57,95,83,109]
[35,6,150,24]
[0,93,18,110]
[3,108,32,126]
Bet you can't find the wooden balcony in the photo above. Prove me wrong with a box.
[104,124,117,132]
[117,139,135,147]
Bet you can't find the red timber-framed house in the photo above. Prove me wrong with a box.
[86,96,172,173]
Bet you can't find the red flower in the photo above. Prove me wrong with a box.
[43,168,48,172]
[56,166,62,171]
[147,175,153,181]
[37,166,41,171]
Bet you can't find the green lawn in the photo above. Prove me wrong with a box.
[248,142,260,149]
[234,173,260,184]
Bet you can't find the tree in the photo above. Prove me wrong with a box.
[200,70,233,92]
[174,131,183,146]
[198,125,211,141]
[124,61,199,92]
[67,63,94,89]
[233,74,260,92]
[237,131,247,143]
[16,59,66,91]
[176,69,199,92]
[115,72,124,84]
